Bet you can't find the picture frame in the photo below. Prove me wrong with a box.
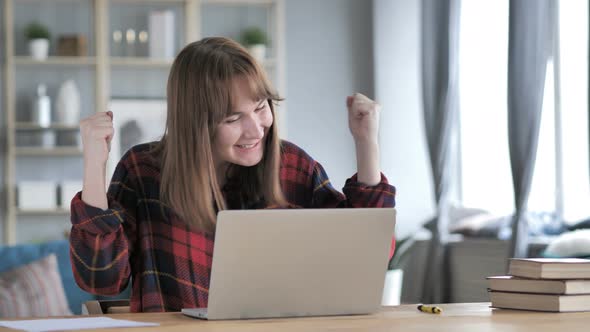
[107,99,167,181]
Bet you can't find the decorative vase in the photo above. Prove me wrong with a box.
[32,84,51,127]
[56,80,81,147]
[248,44,266,62]
[29,38,49,60]
[56,79,81,125]
[32,84,55,148]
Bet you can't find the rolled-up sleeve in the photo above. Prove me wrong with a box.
[69,155,138,296]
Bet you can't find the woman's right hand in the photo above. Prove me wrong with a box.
[80,111,114,166]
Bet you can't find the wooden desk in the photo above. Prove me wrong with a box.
[1,303,589,331]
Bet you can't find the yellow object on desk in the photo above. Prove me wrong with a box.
[417,304,442,314]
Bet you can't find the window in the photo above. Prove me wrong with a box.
[458,0,590,225]
[458,0,512,215]
[558,0,590,222]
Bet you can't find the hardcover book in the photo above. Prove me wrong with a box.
[508,258,590,279]
[487,276,590,294]
[489,291,590,312]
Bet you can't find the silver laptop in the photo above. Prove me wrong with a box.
[181,208,396,320]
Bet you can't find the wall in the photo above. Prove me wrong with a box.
[285,0,435,239]
[373,0,435,239]
[284,0,374,191]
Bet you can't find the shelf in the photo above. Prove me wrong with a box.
[110,57,173,67]
[13,0,87,3]
[14,56,97,66]
[202,0,276,5]
[110,0,186,3]
[110,57,275,68]
[15,147,83,156]
[16,208,70,216]
[15,123,79,131]
[109,0,275,3]
[111,0,277,3]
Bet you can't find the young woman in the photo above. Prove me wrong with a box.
[70,37,396,312]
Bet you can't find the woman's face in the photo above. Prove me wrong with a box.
[212,77,274,172]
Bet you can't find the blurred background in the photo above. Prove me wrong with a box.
[1,0,590,308]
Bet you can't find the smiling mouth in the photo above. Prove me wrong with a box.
[236,141,259,149]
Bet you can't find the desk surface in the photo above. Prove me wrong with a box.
[2,302,589,332]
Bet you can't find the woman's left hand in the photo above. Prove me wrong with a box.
[347,93,382,186]
[347,93,381,144]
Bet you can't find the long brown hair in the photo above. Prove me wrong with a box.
[156,37,286,233]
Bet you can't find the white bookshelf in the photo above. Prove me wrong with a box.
[2,0,285,244]
[15,122,80,130]
[17,209,71,216]
[15,147,83,156]
[14,56,97,66]
[109,57,173,67]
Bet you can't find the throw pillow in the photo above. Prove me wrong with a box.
[0,253,73,318]
[544,229,590,258]
[448,212,509,238]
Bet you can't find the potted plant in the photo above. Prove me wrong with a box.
[25,22,51,60]
[241,27,268,62]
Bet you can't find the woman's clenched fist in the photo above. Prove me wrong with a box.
[80,111,114,165]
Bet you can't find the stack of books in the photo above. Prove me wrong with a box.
[487,258,590,312]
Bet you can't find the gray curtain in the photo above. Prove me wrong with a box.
[507,0,554,259]
[420,0,460,303]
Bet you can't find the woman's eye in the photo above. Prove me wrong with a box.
[255,104,266,112]
[225,116,239,123]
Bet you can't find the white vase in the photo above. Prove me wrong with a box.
[32,84,51,127]
[381,269,403,306]
[56,79,81,125]
[248,44,266,62]
[29,39,49,60]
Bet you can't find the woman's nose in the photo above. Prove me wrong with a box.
[242,114,264,139]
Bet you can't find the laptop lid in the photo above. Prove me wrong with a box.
[205,208,396,320]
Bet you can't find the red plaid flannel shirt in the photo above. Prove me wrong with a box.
[70,140,396,312]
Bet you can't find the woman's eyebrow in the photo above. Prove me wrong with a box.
[227,100,265,116]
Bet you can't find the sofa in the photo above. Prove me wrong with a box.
[0,239,130,316]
